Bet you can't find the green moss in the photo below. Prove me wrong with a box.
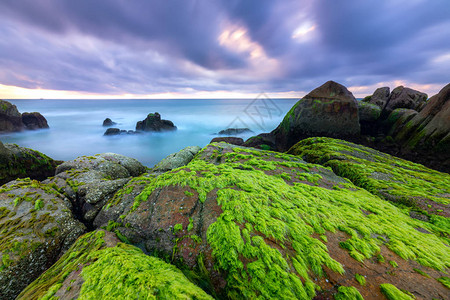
[380,283,414,300]
[187,217,194,232]
[287,137,450,242]
[334,286,364,300]
[413,268,431,278]
[173,223,183,234]
[18,230,212,300]
[355,273,366,286]
[184,191,194,197]
[34,199,44,210]
[389,260,398,268]
[437,276,450,289]
[100,144,449,298]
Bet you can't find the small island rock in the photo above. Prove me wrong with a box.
[136,112,176,132]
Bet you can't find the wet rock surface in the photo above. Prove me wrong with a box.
[0,178,86,299]
[45,153,146,227]
[0,141,58,185]
[18,230,212,300]
[93,142,449,299]
[136,112,176,132]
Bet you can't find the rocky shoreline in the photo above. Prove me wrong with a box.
[0,81,449,299]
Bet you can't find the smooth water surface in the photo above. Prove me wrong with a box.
[1,98,297,167]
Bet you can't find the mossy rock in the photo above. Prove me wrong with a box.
[94,143,449,299]
[0,142,58,186]
[270,81,360,151]
[0,178,86,299]
[18,230,212,300]
[152,146,201,174]
[287,137,450,221]
[357,101,381,123]
[45,153,146,226]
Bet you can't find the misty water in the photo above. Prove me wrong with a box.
[0,98,298,167]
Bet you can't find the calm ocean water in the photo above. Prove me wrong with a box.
[0,98,298,167]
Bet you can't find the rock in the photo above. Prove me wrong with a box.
[102,118,117,127]
[21,112,49,130]
[217,128,253,135]
[152,146,201,174]
[394,83,450,156]
[358,102,381,123]
[0,142,57,186]
[287,137,449,218]
[210,137,244,146]
[0,100,23,132]
[136,112,176,132]
[385,108,418,136]
[268,81,360,151]
[18,230,212,300]
[45,153,145,225]
[104,128,121,135]
[93,142,448,299]
[368,87,390,109]
[243,133,276,150]
[0,178,86,299]
[382,86,427,117]
[358,101,382,135]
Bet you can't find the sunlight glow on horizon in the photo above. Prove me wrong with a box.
[0,81,444,100]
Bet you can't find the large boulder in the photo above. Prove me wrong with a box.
[367,87,390,108]
[136,112,176,132]
[0,142,57,186]
[0,178,86,299]
[357,101,382,135]
[382,86,428,117]
[394,83,450,161]
[45,153,146,226]
[385,108,418,136]
[152,146,201,174]
[93,143,448,299]
[21,112,49,130]
[0,100,23,132]
[18,230,212,300]
[267,81,360,151]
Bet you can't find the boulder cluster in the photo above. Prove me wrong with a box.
[0,81,448,299]
[0,99,49,132]
[0,139,448,299]
[240,81,450,173]
[103,112,177,135]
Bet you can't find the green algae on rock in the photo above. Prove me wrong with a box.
[287,137,450,219]
[18,230,212,300]
[0,178,86,299]
[380,283,414,300]
[334,286,364,300]
[94,143,449,299]
[0,141,57,186]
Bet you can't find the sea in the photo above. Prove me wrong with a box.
[0,97,298,167]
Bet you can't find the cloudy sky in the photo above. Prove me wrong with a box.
[0,0,449,99]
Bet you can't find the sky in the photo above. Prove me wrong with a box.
[0,0,449,99]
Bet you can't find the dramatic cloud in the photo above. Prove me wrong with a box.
[0,0,449,98]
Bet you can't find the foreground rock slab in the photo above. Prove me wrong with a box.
[45,153,146,226]
[0,179,86,299]
[94,142,449,299]
[18,230,212,300]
